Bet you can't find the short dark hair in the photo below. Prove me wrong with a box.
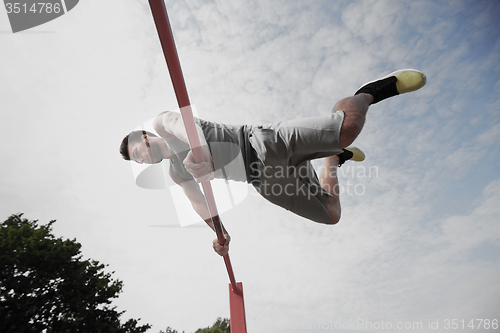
[120,130,157,161]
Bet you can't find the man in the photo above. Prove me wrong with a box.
[120,69,426,256]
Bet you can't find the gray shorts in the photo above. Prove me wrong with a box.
[248,110,345,224]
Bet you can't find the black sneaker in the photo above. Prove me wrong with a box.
[355,69,426,104]
[337,147,365,167]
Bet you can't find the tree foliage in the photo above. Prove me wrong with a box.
[194,317,230,333]
[158,328,183,333]
[0,214,151,333]
[158,317,230,333]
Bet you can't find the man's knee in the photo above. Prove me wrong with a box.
[339,113,365,147]
[333,97,350,112]
[325,197,341,225]
[326,211,340,225]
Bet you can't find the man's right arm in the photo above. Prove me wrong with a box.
[169,168,230,255]
[169,168,211,223]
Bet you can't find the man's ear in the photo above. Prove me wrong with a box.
[142,134,151,148]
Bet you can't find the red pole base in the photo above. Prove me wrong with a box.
[229,282,247,333]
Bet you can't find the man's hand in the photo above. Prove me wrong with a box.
[212,234,231,256]
[183,146,214,183]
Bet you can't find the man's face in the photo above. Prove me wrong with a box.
[129,134,162,164]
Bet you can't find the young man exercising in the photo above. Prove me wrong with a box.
[120,69,426,256]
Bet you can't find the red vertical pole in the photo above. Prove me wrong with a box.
[229,283,247,332]
[147,0,236,290]
[147,1,247,332]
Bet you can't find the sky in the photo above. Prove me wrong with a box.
[1,0,499,332]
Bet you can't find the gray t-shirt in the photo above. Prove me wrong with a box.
[166,118,252,183]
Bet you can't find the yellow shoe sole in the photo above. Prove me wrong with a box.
[384,69,427,94]
[345,147,365,162]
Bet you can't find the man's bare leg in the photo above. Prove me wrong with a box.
[319,70,427,224]
[336,69,427,148]
[319,155,341,224]
[334,93,374,148]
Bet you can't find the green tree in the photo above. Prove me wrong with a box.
[194,317,230,333]
[158,317,230,333]
[158,328,183,333]
[0,214,151,333]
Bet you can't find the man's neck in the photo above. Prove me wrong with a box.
[152,137,172,160]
